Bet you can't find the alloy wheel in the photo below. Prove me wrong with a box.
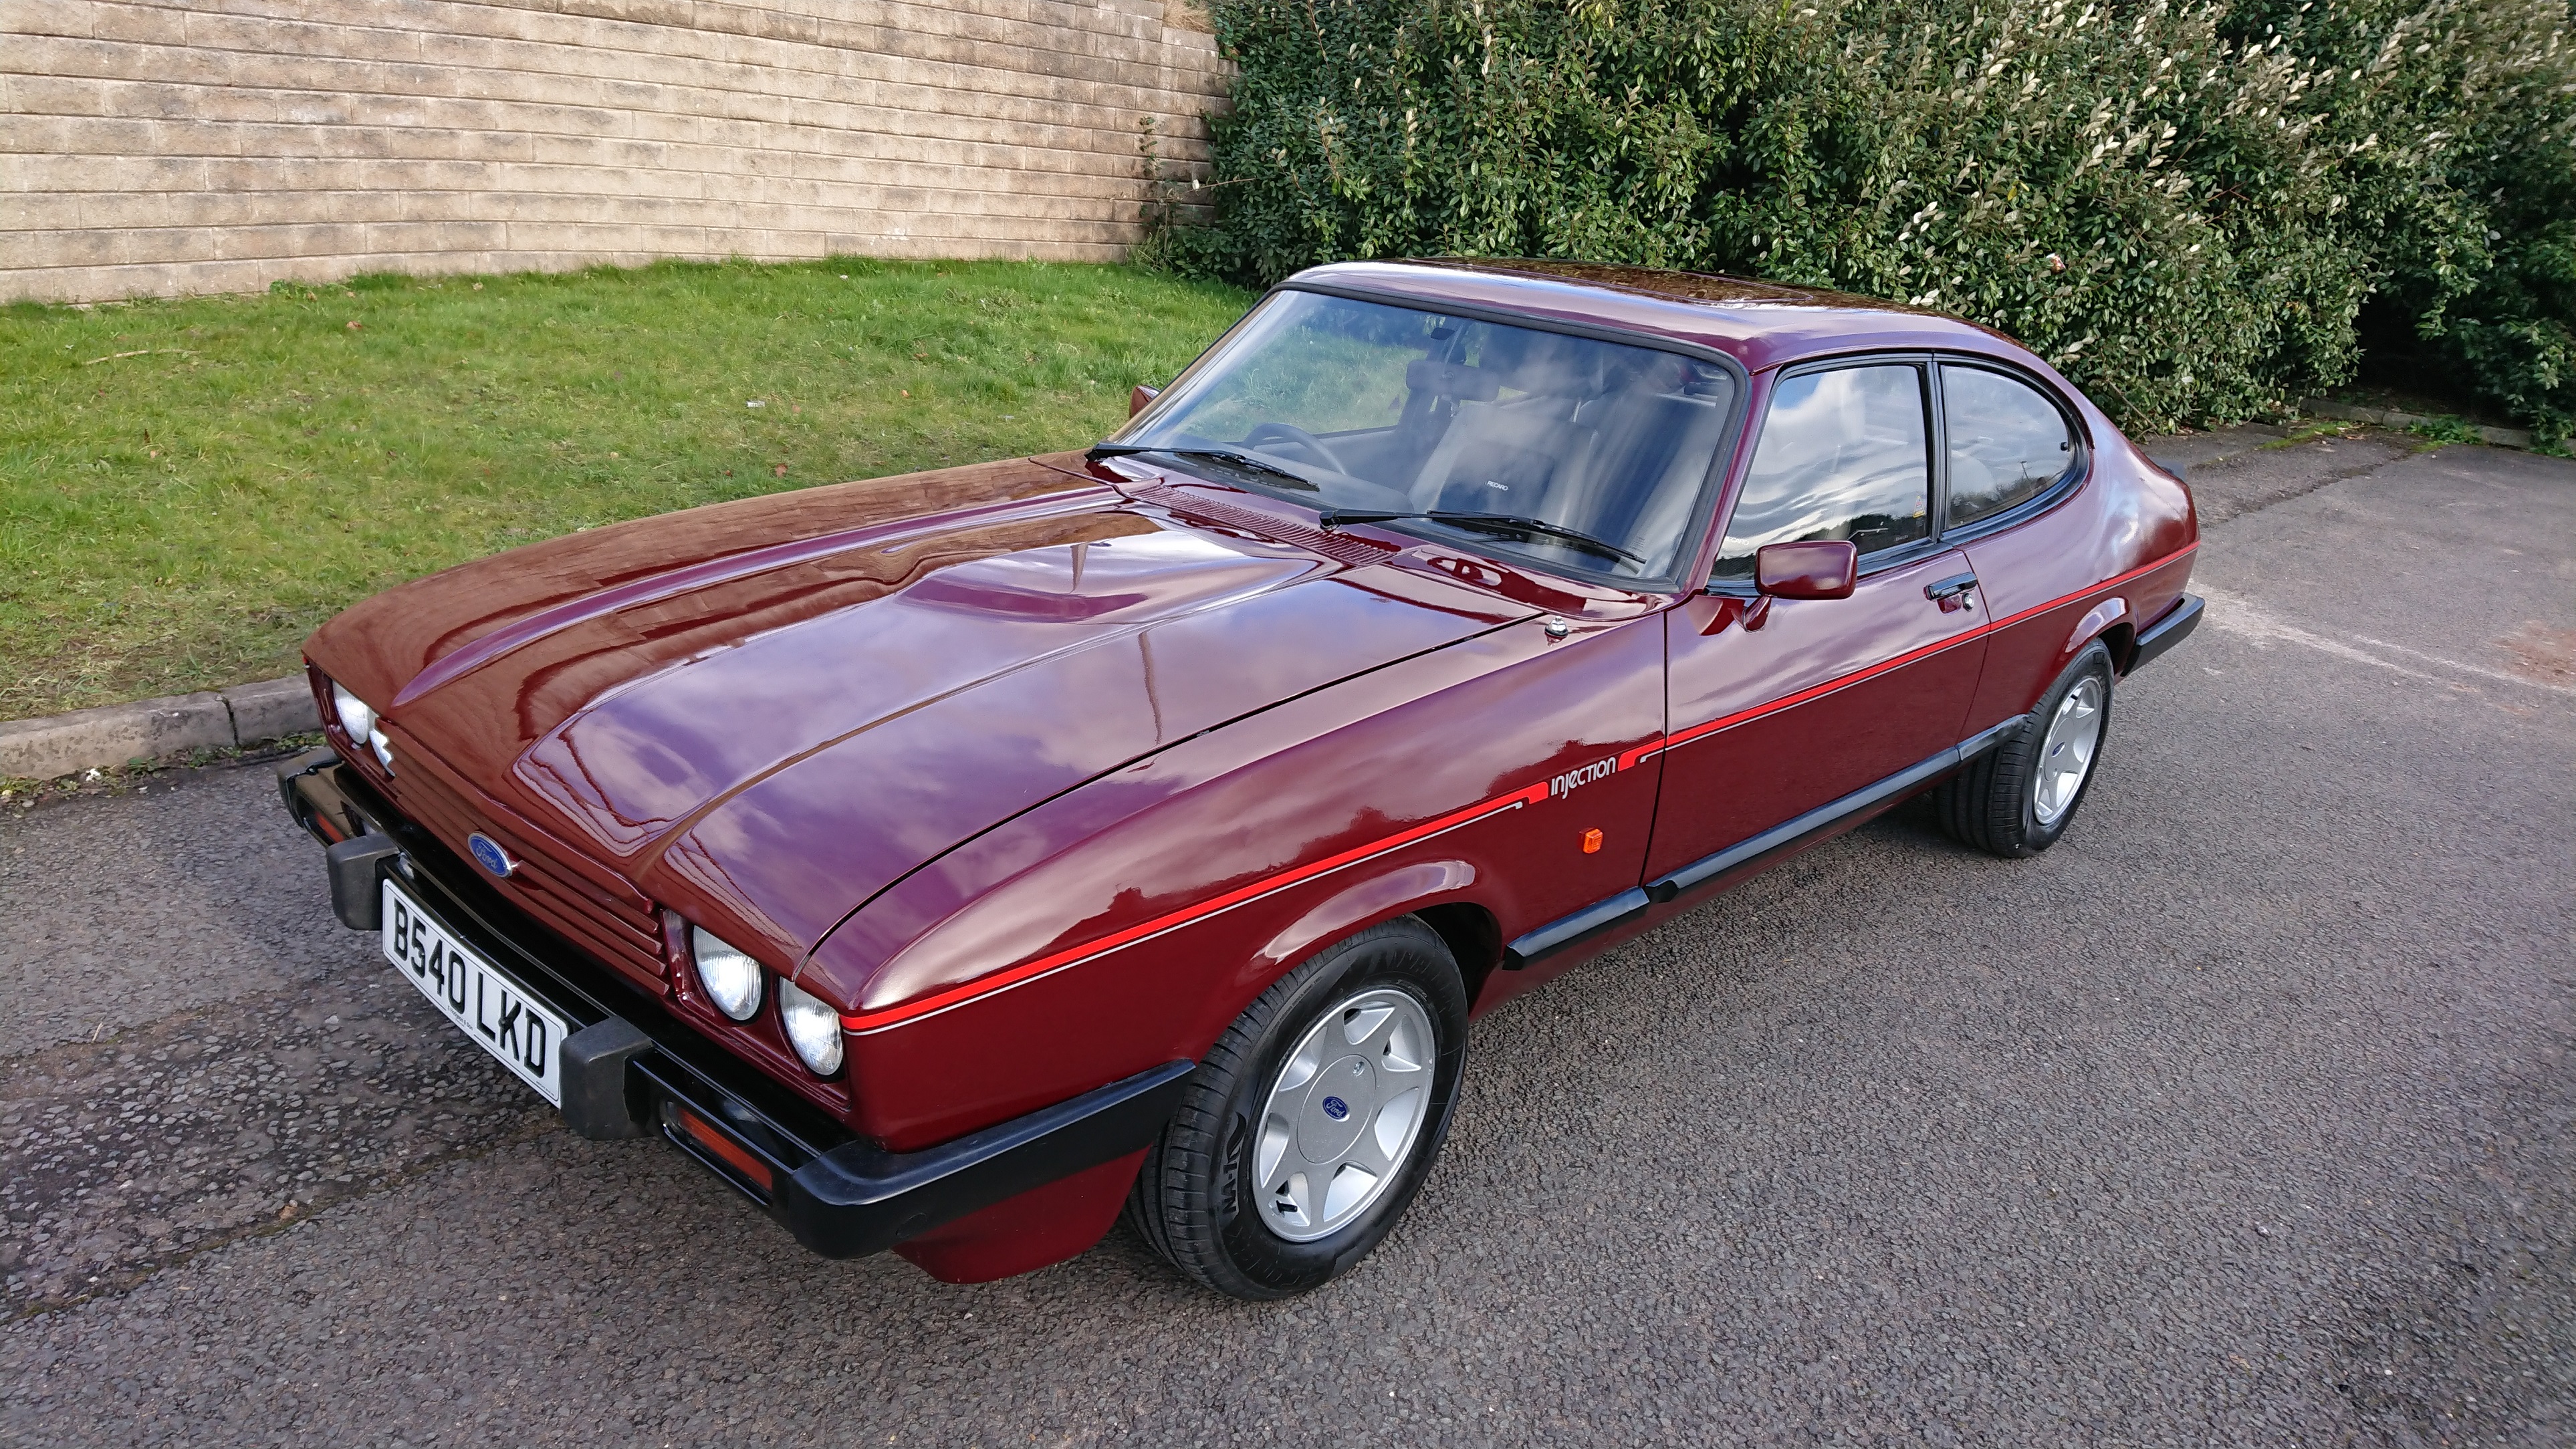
[2032,674,2105,825]
[1252,987,1437,1242]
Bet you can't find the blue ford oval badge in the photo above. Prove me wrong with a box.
[1320,1095,1350,1122]
[467,833,514,878]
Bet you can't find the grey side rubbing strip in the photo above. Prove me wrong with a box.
[1646,718,2028,904]
[1502,888,1653,970]
[1957,716,2026,759]
[1500,716,2034,968]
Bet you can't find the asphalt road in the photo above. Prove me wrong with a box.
[4,429,2571,1448]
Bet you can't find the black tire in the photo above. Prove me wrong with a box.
[1933,641,2115,858]
[1125,917,1468,1299]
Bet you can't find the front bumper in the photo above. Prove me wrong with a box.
[276,749,1191,1260]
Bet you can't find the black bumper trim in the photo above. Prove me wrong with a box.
[2129,592,2203,672]
[325,833,402,930]
[275,746,341,822]
[560,1018,655,1140]
[285,761,839,1136]
[779,1061,1197,1259]
[281,757,1186,1258]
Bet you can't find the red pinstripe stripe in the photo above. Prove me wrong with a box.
[1635,543,2199,765]
[1980,545,2196,632]
[841,781,1550,1033]
[1625,627,1984,767]
[840,542,2197,1033]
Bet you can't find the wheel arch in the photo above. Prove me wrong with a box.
[2044,596,2135,703]
[1248,859,1492,1005]
[1413,900,1505,1006]
[2100,620,2138,676]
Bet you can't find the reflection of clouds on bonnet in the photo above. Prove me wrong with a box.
[902,530,1307,626]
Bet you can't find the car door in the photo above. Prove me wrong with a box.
[1647,358,1988,891]
[1938,359,2099,729]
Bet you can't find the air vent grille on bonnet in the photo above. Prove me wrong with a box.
[1129,483,1403,569]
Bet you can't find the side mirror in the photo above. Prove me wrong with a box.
[1129,384,1161,418]
[1754,539,1858,600]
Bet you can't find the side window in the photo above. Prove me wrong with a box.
[1712,364,1930,578]
[1942,365,2075,527]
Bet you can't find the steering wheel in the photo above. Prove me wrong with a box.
[1240,422,1349,476]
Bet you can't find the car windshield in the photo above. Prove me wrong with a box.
[1106,289,1739,584]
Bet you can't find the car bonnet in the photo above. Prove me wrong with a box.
[355,473,1536,960]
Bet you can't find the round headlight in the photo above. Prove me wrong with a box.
[776,978,844,1077]
[330,681,396,775]
[330,681,374,743]
[690,926,764,1022]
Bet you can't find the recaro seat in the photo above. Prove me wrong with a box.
[1402,330,1601,514]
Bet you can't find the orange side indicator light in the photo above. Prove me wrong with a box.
[1580,828,1603,854]
[672,1106,775,1192]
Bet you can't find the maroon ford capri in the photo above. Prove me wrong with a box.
[283,260,2200,1298]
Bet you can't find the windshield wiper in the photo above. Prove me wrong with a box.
[1315,509,1645,565]
[1085,443,1318,491]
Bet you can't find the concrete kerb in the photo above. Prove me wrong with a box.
[0,675,319,784]
[2299,398,2536,450]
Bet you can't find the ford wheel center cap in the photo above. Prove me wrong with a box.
[467,833,514,878]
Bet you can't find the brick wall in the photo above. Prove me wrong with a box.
[0,0,1229,303]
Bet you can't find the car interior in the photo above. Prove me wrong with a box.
[1124,293,1739,583]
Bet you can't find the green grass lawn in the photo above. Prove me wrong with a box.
[0,259,1254,720]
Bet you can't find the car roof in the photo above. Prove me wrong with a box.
[1284,259,2030,375]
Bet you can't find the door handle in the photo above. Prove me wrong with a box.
[1924,573,1979,612]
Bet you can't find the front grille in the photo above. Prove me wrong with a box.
[382,736,670,991]
[376,813,856,1150]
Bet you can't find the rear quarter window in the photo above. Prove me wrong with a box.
[1941,365,2076,527]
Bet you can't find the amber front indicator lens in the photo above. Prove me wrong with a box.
[670,1106,773,1191]
[689,926,764,1021]
[776,978,844,1077]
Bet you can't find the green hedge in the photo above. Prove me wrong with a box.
[1161,0,2576,440]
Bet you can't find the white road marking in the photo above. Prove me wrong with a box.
[2198,588,2573,697]
[2351,634,2576,694]
[2197,589,2447,684]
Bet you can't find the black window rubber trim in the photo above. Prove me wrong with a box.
[1501,714,2028,969]
[1705,353,1939,591]
[1927,356,2091,545]
[1702,350,2094,595]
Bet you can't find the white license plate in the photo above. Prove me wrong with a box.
[381,877,569,1106]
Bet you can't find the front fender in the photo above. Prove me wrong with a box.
[1254,859,1482,978]
[807,612,1666,1150]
